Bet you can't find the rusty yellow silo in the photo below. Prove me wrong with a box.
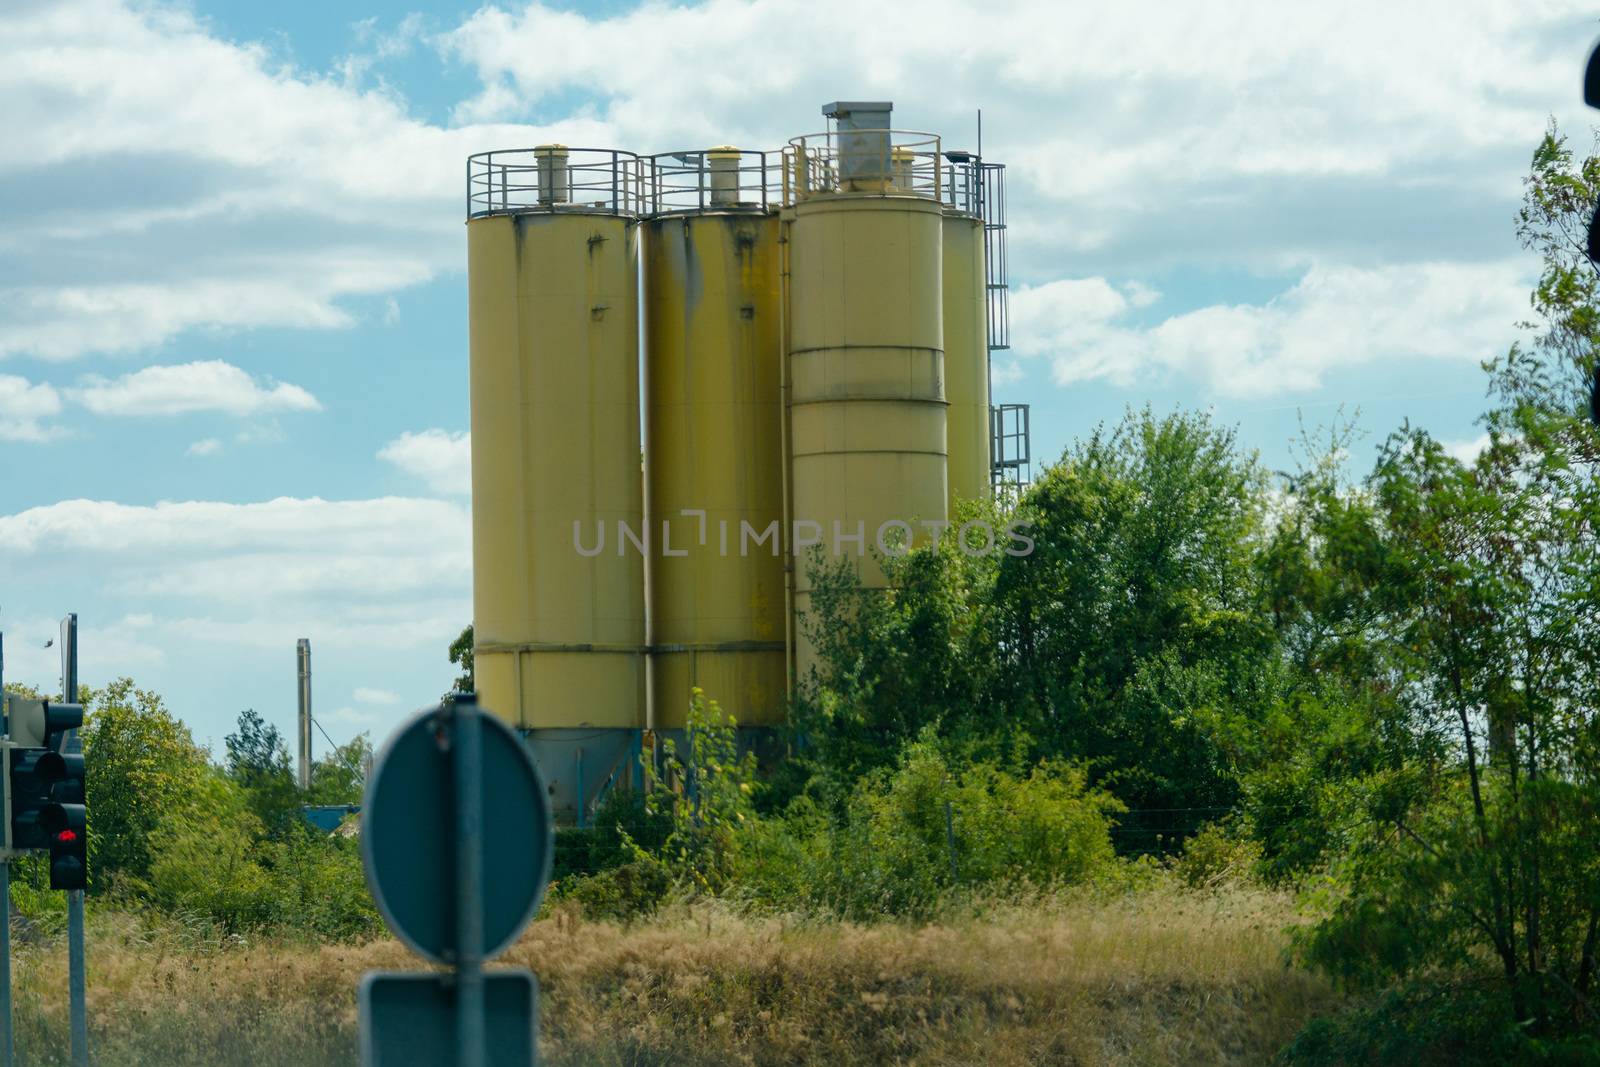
[785,104,948,679]
[467,146,646,819]
[942,207,990,508]
[644,149,786,730]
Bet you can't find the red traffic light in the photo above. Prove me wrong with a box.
[54,829,79,844]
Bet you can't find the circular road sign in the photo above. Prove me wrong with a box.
[362,701,553,964]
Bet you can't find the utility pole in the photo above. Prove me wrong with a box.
[297,639,312,791]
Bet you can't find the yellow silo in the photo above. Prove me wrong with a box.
[942,208,990,508]
[785,104,948,680]
[467,146,647,817]
[644,149,786,730]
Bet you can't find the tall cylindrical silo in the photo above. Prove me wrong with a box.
[942,208,990,509]
[467,146,646,822]
[786,110,948,680]
[644,156,786,731]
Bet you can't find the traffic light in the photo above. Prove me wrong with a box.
[47,752,86,891]
[1,697,87,888]
[6,745,67,850]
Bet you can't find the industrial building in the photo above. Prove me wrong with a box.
[466,101,1027,822]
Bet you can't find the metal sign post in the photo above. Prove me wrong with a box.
[359,695,552,1065]
[453,700,486,1067]
[60,614,87,1067]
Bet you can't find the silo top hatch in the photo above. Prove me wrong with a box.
[821,101,894,127]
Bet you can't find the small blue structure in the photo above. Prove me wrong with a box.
[302,804,360,834]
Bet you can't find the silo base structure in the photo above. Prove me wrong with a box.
[467,154,648,824]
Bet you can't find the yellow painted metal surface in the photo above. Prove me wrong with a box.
[468,212,646,729]
[645,212,787,728]
[942,210,990,509]
[786,193,948,678]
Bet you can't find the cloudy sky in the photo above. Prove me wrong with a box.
[1,0,1594,753]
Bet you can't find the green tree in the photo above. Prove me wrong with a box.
[79,678,211,892]
[794,499,1007,797]
[991,408,1275,813]
[224,708,289,779]
[146,770,273,934]
[308,733,371,806]
[222,709,301,836]
[1293,124,1600,1048]
[448,624,474,694]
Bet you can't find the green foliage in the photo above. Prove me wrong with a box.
[225,708,288,779]
[1172,819,1262,890]
[796,408,1275,821]
[258,828,380,940]
[449,624,475,694]
[146,771,273,934]
[640,688,759,895]
[556,855,673,922]
[552,787,670,884]
[1280,980,1600,1066]
[224,708,302,836]
[816,735,1121,918]
[80,678,211,893]
[307,733,371,807]
[1270,122,1600,1053]
[24,681,380,940]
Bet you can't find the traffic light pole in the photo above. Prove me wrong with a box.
[0,859,11,1067]
[60,616,87,1067]
[67,891,84,1064]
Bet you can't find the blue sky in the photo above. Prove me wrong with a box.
[0,0,1593,755]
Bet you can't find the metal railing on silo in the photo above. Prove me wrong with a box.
[466,148,647,218]
[979,162,1009,353]
[781,130,943,204]
[642,149,784,215]
[938,155,1009,352]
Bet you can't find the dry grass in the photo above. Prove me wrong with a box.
[11,886,1336,1066]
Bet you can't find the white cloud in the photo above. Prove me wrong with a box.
[1011,261,1530,398]
[327,705,381,726]
[1443,433,1493,465]
[0,492,470,722]
[353,686,400,706]
[379,429,470,496]
[71,360,319,416]
[0,611,168,692]
[0,1,599,362]
[186,437,222,456]
[0,0,1583,404]
[0,374,63,441]
[439,0,1590,276]
[990,360,1026,388]
[0,496,470,604]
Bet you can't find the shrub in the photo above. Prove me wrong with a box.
[262,828,380,940]
[145,773,274,934]
[558,855,673,922]
[641,688,758,895]
[1172,819,1262,889]
[818,734,1122,919]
